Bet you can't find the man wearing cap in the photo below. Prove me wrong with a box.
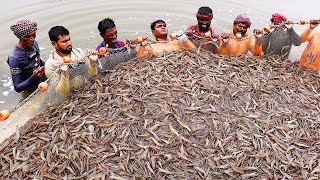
[298,20,320,70]
[220,14,263,56]
[186,6,220,53]
[7,19,45,98]
[262,13,301,58]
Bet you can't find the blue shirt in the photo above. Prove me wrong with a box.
[96,40,126,50]
[7,41,45,93]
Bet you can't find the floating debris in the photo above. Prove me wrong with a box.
[0,50,319,179]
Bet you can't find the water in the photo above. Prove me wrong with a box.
[1,0,320,110]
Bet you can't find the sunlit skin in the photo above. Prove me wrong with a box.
[101,27,118,48]
[19,32,36,50]
[233,23,249,37]
[197,17,211,31]
[152,23,168,41]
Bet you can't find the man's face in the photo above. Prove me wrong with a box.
[20,31,36,49]
[197,17,212,31]
[233,23,249,37]
[52,34,72,54]
[272,21,284,29]
[101,27,117,44]
[152,23,168,38]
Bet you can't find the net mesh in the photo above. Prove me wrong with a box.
[97,47,137,73]
[0,45,136,143]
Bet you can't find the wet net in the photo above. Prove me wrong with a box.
[187,33,220,53]
[1,48,320,179]
[0,45,137,144]
[97,46,137,73]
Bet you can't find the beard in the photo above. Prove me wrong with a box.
[59,45,72,54]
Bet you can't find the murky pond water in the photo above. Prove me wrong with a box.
[1,0,320,110]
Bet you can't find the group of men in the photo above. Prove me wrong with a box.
[7,6,320,99]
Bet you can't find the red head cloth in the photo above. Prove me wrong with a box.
[10,20,37,39]
[196,12,213,21]
[270,13,287,23]
[234,14,251,27]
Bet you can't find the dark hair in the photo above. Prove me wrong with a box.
[198,6,212,14]
[48,26,69,42]
[150,20,166,31]
[98,18,116,33]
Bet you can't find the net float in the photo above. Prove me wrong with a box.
[38,82,49,92]
[135,36,148,43]
[0,109,10,121]
[98,47,107,55]
[170,33,177,40]
[63,56,71,64]
[263,25,271,33]
[204,31,211,38]
[136,37,143,43]
[235,33,242,39]
[299,19,306,25]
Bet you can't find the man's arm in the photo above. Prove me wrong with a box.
[84,49,98,78]
[249,35,262,56]
[137,42,151,59]
[8,57,37,92]
[300,26,316,43]
[219,33,231,55]
[181,39,196,49]
[44,58,70,97]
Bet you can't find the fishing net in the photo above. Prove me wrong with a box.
[0,49,320,179]
[0,46,137,144]
[187,33,219,53]
[97,46,137,73]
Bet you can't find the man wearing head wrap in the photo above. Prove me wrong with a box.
[137,20,196,59]
[298,20,320,70]
[262,13,301,58]
[186,6,220,54]
[7,19,45,98]
[219,14,263,56]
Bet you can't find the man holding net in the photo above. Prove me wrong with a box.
[137,20,196,59]
[298,20,320,70]
[8,20,46,98]
[45,26,100,97]
[262,13,301,58]
[186,6,220,54]
[219,14,263,56]
[96,18,136,71]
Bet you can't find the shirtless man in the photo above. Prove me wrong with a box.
[137,20,196,59]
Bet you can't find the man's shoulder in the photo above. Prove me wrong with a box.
[8,46,26,65]
[72,48,85,56]
[187,24,198,30]
[96,42,104,50]
[116,41,126,47]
